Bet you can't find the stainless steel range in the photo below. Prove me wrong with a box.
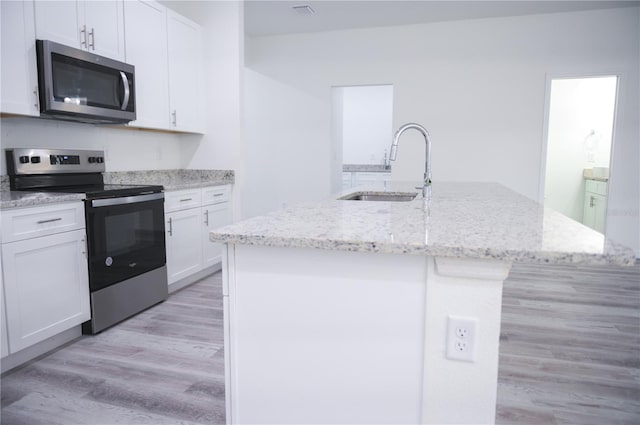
[6,148,168,334]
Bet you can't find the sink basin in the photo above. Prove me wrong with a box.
[339,192,417,202]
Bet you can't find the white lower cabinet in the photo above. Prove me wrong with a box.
[1,257,9,358]
[1,228,89,353]
[165,185,232,287]
[166,207,204,283]
[1,202,89,356]
[203,202,233,268]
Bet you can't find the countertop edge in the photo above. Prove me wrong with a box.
[209,233,636,267]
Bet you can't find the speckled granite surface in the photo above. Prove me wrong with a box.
[210,182,635,266]
[0,190,85,210]
[343,164,391,172]
[103,169,234,190]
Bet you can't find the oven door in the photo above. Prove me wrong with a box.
[86,192,166,292]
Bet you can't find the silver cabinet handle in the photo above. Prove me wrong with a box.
[120,72,130,111]
[81,236,87,256]
[80,25,87,47]
[214,193,224,197]
[172,110,177,126]
[168,217,173,236]
[37,217,62,224]
[589,196,595,208]
[204,209,209,226]
[33,86,39,109]
[180,198,192,202]
[89,27,95,50]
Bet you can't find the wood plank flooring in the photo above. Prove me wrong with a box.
[496,262,640,424]
[1,274,226,425]
[1,261,639,424]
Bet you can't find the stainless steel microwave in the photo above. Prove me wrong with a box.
[36,40,136,124]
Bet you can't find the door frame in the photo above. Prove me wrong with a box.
[537,71,622,235]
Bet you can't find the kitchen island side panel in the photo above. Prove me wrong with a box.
[225,244,428,424]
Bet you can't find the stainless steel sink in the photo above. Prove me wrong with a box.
[339,192,417,202]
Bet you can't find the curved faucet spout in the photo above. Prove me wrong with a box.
[389,123,432,198]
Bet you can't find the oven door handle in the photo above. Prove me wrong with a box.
[91,192,164,208]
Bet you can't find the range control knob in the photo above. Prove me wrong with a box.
[30,156,40,164]
[88,157,96,163]
[19,155,30,164]
[96,156,104,164]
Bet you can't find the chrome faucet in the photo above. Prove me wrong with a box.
[389,123,432,198]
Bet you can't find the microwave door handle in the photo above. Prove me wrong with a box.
[120,71,130,111]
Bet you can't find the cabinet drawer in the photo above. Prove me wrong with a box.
[202,185,231,206]
[585,179,607,196]
[164,188,202,212]
[1,202,85,243]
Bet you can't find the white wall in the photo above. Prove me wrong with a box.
[544,76,617,223]
[245,7,640,254]
[243,69,329,218]
[0,118,184,174]
[341,85,393,165]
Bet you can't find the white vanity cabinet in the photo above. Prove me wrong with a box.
[0,202,90,353]
[0,0,39,116]
[165,185,232,288]
[34,0,125,61]
[123,0,170,130]
[583,179,608,233]
[167,9,204,133]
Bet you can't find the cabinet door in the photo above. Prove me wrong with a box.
[34,1,82,49]
[203,203,232,269]
[1,256,9,358]
[583,192,606,233]
[124,0,170,130]
[1,0,39,116]
[166,208,203,284]
[2,229,90,353]
[167,10,204,133]
[82,0,125,60]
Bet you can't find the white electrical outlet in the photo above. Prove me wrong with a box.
[446,316,477,362]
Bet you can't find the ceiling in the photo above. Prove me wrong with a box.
[244,0,639,36]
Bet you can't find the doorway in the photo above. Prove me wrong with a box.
[542,75,618,234]
[331,85,394,192]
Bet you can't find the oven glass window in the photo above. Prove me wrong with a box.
[105,210,155,256]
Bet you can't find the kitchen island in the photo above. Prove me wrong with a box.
[210,182,634,424]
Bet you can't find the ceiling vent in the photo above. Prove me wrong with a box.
[292,4,315,15]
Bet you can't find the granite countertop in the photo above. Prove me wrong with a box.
[103,169,235,190]
[343,164,391,172]
[210,181,635,266]
[0,169,235,209]
[0,190,85,210]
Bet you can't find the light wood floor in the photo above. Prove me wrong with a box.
[1,262,639,424]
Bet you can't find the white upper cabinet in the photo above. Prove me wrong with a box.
[124,0,170,130]
[167,10,204,133]
[1,0,39,116]
[34,0,125,61]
